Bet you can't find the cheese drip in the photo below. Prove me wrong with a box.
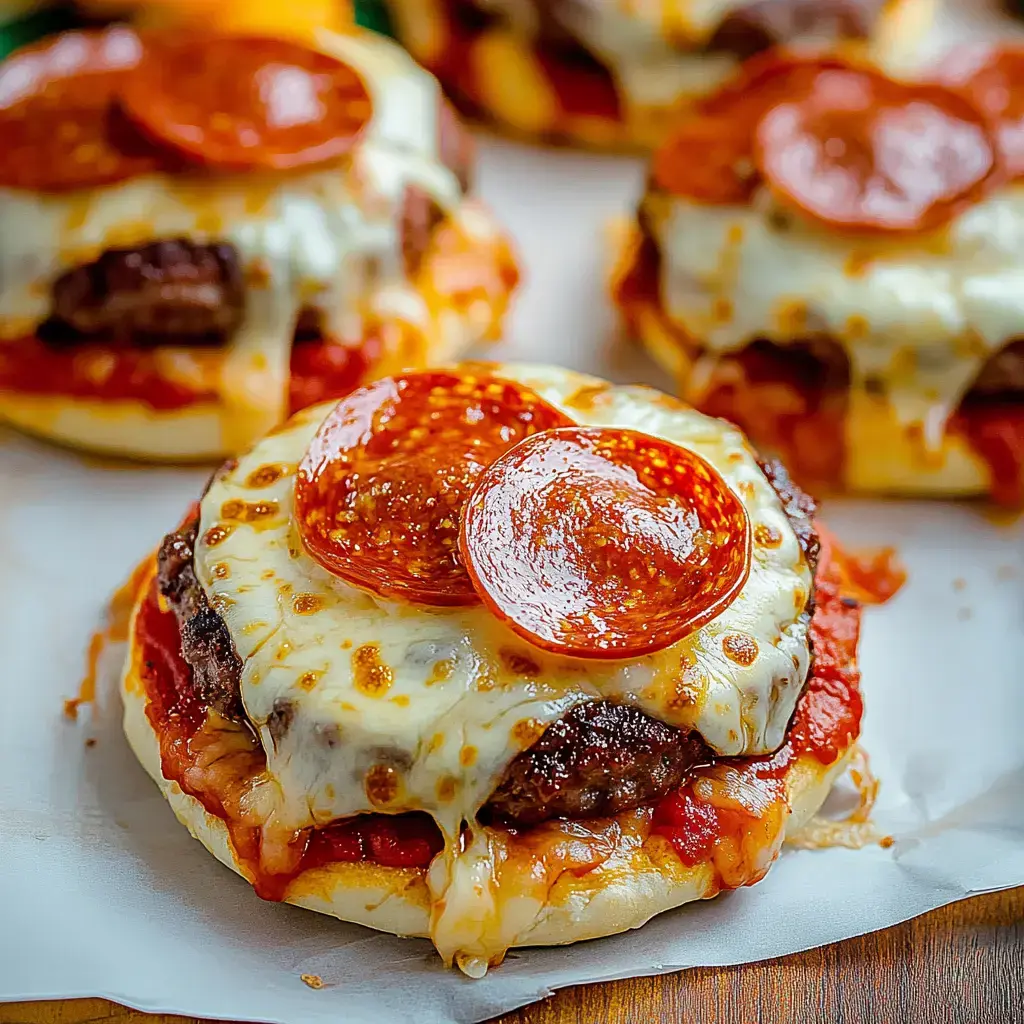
[649,188,1024,474]
[0,27,463,438]
[192,363,813,973]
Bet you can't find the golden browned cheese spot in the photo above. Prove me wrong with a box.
[425,659,454,686]
[668,676,702,711]
[738,481,756,500]
[776,299,809,334]
[954,329,989,361]
[365,763,400,806]
[292,592,325,615]
[244,463,290,489]
[727,451,746,464]
[722,633,759,667]
[500,647,540,678]
[352,643,394,698]
[202,523,234,547]
[428,732,445,753]
[459,745,478,767]
[793,588,806,612]
[260,568,275,580]
[511,717,547,749]
[296,671,320,692]
[712,296,733,325]
[565,382,612,412]
[754,523,783,548]
[391,694,411,707]
[211,562,230,580]
[845,314,870,341]
[844,251,873,278]
[210,593,234,614]
[436,775,457,803]
[220,498,280,527]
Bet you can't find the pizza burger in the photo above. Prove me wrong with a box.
[120,361,884,975]
[0,24,516,460]
[379,0,932,148]
[614,52,1024,505]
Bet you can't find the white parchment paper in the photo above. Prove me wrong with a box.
[1,6,1023,1018]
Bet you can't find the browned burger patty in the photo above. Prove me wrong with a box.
[49,240,245,345]
[153,456,821,828]
[485,702,713,825]
[156,513,244,722]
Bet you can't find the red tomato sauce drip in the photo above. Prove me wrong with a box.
[287,334,382,414]
[0,334,379,414]
[955,401,1024,508]
[134,574,442,897]
[651,538,864,868]
[0,337,217,411]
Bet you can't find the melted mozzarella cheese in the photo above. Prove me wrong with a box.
[0,27,462,446]
[649,188,1024,452]
[193,362,812,966]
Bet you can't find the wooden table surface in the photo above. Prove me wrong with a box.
[2,887,1021,1024]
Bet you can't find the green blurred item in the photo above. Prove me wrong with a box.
[0,4,82,58]
[354,0,393,35]
[0,1,394,62]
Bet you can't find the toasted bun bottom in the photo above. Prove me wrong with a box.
[0,202,515,462]
[121,594,852,950]
[387,0,933,150]
[628,296,992,500]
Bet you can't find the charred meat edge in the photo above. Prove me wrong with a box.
[155,457,819,827]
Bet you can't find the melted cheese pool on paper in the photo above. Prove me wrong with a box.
[648,188,1024,452]
[0,27,463,447]
[193,363,812,964]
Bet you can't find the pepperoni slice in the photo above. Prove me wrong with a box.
[459,427,752,659]
[294,371,573,605]
[652,55,852,204]
[755,69,1000,233]
[0,28,161,192]
[944,46,1024,182]
[120,34,373,171]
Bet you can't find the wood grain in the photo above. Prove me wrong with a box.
[2,888,1021,1024]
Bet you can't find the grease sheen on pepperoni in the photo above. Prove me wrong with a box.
[121,34,373,171]
[294,371,573,605]
[652,55,851,204]
[459,427,752,659]
[755,68,1000,233]
[0,28,161,192]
